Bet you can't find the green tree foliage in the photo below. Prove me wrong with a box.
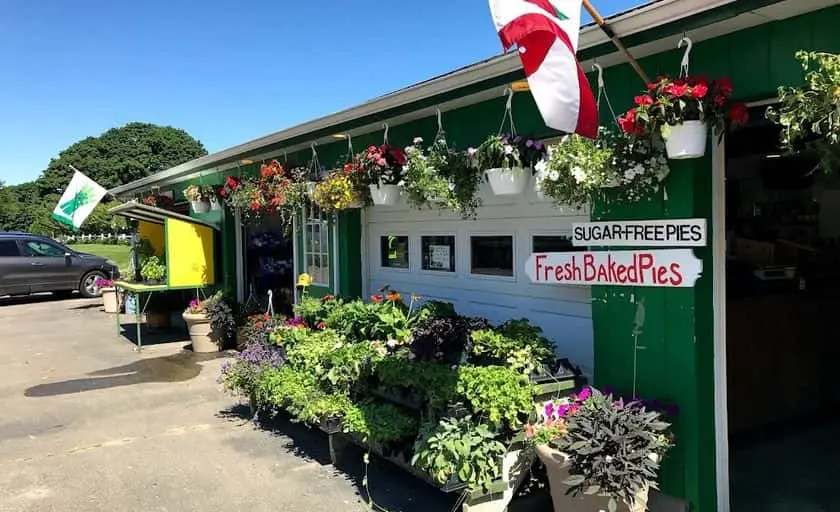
[1,122,206,235]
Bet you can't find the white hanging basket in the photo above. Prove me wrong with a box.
[534,177,550,201]
[190,200,211,213]
[600,177,621,189]
[368,183,400,206]
[209,196,223,211]
[486,167,531,196]
[662,120,707,159]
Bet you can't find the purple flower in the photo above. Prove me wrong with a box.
[525,139,534,148]
[577,386,592,402]
[556,404,570,416]
[513,135,523,144]
[467,147,477,156]
[534,141,544,151]
[544,402,555,418]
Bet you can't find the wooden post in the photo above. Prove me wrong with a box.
[581,0,651,84]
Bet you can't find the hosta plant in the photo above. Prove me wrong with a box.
[767,51,840,173]
[526,387,672,512]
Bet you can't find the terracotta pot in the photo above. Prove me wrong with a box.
[101,287,119,314]
[662,120,707,159]
[182,312,220,353]
[535,444,650,512]
[486,167,530,195]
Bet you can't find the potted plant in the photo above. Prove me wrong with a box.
[620,75,747,159]
[537,128,670,208]
[526,387,672,512]
[96,278,119,313]
[183,292,235,353]
[357,144,407,206]
[139,255,166,285]
[184,185,211,213]
[401,137,451,208]
[474,134,543,196]
[312,169,364,212]
[142,194,175,210]
[767,51,840,173]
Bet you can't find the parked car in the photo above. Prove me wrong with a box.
[0,232,120,299]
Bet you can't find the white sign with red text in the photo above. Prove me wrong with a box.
[525,250,703,288]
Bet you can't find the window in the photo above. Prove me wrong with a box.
[421,236,455,272]
[380,236,409,269]
[532,235,586,253]
[0,240,20,257]
[303,205,330,286]
[471,235,514,277]
[25,240,66,257]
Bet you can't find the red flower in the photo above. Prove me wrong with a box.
[370,295,383,304]
[249,201,261,210]
[728,103,749,125]
[664,83,689,97]
[634,94,654,106]
[226,176,238,189]
[316,321,326,330]
[219,188,228,198]
[260,165,273,178]
[618,109,638,134]
[713,95,726,107]
[691,83,709,99]
[714,77,733,97]
[321,294,335,302]
[390,147,406,165]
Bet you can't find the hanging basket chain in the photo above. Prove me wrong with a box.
[497,87,517,136]
[593,63,620,129]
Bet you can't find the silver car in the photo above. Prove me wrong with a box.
[0,232,120,298]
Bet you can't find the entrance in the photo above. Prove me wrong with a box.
[240,214,295,317]
[724,104,840,510]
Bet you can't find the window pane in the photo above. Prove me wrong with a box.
[532,235,586,253]
[471,236,514,277]
[26,241,66,257]
[422,236,455,272]
[380,236,409,269]
[0,241,20,257]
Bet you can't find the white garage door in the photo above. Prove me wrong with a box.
[363,180,594,376]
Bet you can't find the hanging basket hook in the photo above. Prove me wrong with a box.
[345,133,353,156]
[678,37,693,78]
[592,63,605,90]
[382,123,389,145]
[435,108,443,135]
[503,87,514,111]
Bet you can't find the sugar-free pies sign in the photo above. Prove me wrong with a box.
[572,219,707,247]
[525,249,703,288]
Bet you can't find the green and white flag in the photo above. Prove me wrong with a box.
[52,170,108,230]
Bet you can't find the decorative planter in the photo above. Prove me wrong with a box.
[209,196,223,211]
[368,184,400,206]
[183,311,220,353]
[190,200,211,213]
[662,120,707,159]
[102,287,119,314]
[536,444,651,512]
[486,167,530,196]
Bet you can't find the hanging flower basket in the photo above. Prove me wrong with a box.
[369,183,400,206]
[189,200,209,213]
[485,167,530,196]
[209,195,223,211]
[662,120,708,159]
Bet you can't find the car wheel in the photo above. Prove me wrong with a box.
[80,271,106,298]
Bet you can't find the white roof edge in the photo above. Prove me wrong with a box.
[110,0,735,196]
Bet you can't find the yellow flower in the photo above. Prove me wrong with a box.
[296,273,313,287]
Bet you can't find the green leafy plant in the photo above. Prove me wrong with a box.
[471,319,556,376]
[294,294,341,327]
[456,366,535,428]
[203,292,237,345]
[767,51,840,173]
[474,133,522,170]
[430,138,483,219]
[297,392,353,425]
[401,137,452,209]
[528,387,672,512]
[412,415,506,491]
[139,255,166,282]
[375,356,459,411]
[342,401,418,446]
[255,366,320,417]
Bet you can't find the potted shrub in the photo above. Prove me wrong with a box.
[96,277,119,313]
[537,127,670,209]
[183,184,211,213]
[526,387,672,512]
[139,255,166,285]
[357,144,407,206]
[474,134,544,196]
[620,75,747,159]
[183,292,236,353]
[767,51,840,173]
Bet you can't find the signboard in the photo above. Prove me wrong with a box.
[572,219,707,247]
[525,249,703,288]
[429,245,450,270]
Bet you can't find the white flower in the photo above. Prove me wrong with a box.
[397,180,405,187]
[534,159,547,173]
[386,339,398,348]
[405,146,417,154]
[413,137,423,144]
[548,170,560,181]
[571,166,586,184]
[503,144,514,155]
[448,182,456,191]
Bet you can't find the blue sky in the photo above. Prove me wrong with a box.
[0,0,637,185]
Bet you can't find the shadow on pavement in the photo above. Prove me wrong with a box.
[0,293,84,307]
[25,350,227,397]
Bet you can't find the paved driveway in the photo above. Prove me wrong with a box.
[0,296,379,512]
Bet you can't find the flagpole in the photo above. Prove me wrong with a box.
[581,0,651,84]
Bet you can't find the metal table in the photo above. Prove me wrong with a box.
[113,281,172,350]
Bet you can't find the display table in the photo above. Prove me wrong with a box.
[113,281,181,350]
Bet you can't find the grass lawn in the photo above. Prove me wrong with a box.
[69,244,131,272]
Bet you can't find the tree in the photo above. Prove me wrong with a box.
[37,122,207,196]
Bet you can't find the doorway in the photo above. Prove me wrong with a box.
[723,104,840,510]
[240,214,295,317]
